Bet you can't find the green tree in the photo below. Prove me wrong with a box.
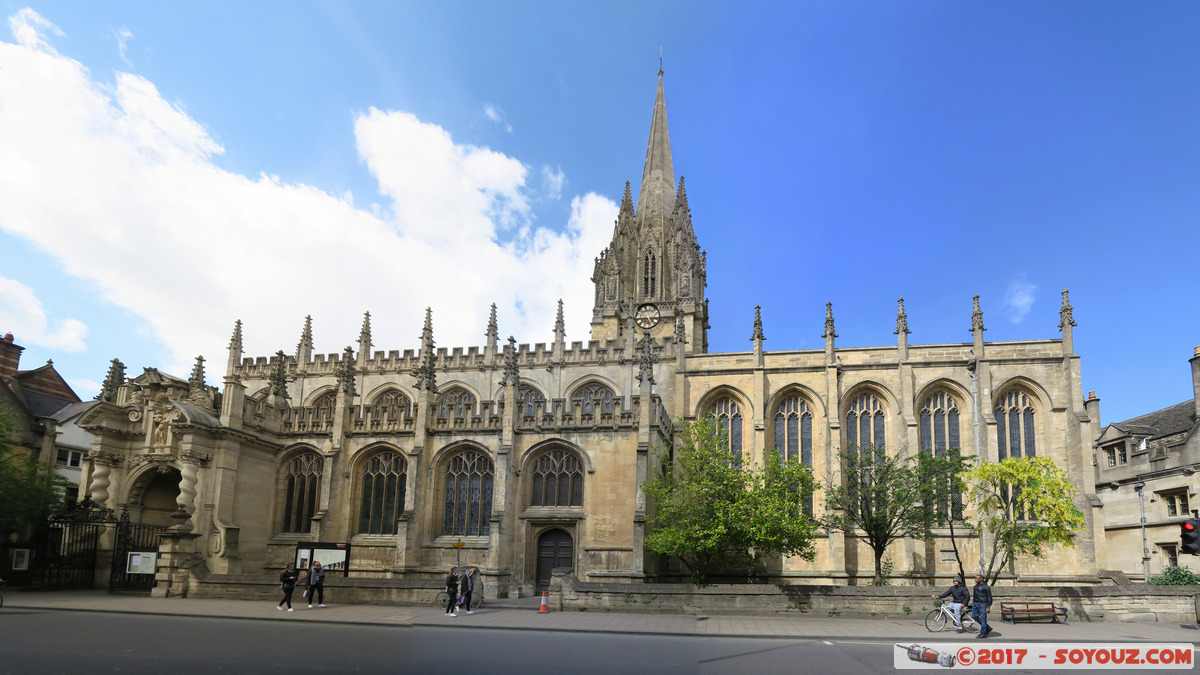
[643,416,819,584]
[966,455,1087,586]
[822,445,941,586]
[921,449,976,583]
[0,407,71,538]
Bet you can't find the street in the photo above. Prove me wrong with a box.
[0,608,1155,674]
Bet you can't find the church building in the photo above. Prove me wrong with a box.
[72,69,1103,596]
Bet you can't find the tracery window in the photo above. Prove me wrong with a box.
[642,250,657,298]
[572,382,614,414]
[279,452,323,533]
[709,396,744,467]
[357,450,407,535]
[920,391,963,519]
[437,388,476,419]
[529,449,584,508]
[773,395,813,514]
[845,392,886,457]
[518,384,546,417]
[313,392,337,420]
[371,389,411,420]
[442,450,494,536]
[995,388,1037,519]
[994,389,1036,459]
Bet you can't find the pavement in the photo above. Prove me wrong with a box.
[5,589,1200,644]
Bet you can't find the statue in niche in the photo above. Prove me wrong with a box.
[151,410,170,447]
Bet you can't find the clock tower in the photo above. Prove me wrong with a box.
[590,67,708,353]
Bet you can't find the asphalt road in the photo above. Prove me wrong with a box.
[0,608,1152,674]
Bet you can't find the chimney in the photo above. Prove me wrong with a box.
[0,333,23,380]
[1083,390,1101,442]
[1191,347,1200,420]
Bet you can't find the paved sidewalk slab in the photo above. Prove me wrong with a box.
[6,590,1200,645]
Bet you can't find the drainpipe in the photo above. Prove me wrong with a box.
[1134,480,1149,580]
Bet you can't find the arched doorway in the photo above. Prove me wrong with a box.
[136,469,181,527]
[535,529,573,592]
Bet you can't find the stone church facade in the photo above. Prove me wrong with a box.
[74,70,1103,596]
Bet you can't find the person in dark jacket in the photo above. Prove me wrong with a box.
[459,567,476,614]
[444,566,460,617]
[933,575,969,630]
[306,561,327,608]
[278,563,298,612]
[972,574,993,638]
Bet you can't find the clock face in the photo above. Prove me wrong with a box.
[635,303,661,329]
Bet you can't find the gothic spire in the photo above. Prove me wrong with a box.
[486,303,498,341]
[269,351,290,400]
[229,319,243,351]
[1058,289,1077,331]
[554,300,565,339]
[895,297,911,336]
[338,346,357,397]
[500,336,519,387]
[187,355,214,411]
[751,305,765,342]
[358,311,372,350]
[822,302,838,339]
[635,66,675,231]
[189,355,206,391]
[295,315,313,360]
[97,358,125,402]
[970,294,986,333]
[414,308,437,394]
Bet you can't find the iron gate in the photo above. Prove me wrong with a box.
[31,497,117,589]
[110,510,169,592]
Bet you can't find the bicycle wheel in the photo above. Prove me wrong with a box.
[436,592,449,610]
[469,593,482,610]
[925,608,947,632]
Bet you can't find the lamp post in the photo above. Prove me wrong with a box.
[1134,480,1149,580]
[968,357,985,575]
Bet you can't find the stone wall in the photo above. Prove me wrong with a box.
[550,571,1200,623]
[188,570,447,606]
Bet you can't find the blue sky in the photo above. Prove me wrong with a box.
[0,1,1197,425]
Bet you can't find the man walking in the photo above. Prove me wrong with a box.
[971,574,993,638]
[444,565,460,618]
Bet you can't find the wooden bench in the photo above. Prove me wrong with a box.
[1000,601,1068,624]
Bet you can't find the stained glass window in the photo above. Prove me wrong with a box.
[530,449,584,507]
[773,395,814,514]
[280,452,323,533]
[572,383,615,414]
[357,451,406,535]
[920,391,963,519]
[709,397,744,468]
[442,451,494,536]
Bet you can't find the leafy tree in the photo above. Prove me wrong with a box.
[643,416,819,584]
[966,455,1087,586]
[822,445,941,586]
[0,407,71,538]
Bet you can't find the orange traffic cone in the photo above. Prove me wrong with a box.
[538,591,550,614]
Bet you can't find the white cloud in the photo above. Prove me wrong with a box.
[1003,278,1037,324]
[0,277,88,352]
[0,10,616,378]
[541,165,566,201]
[69,379,102,398]
[483,102,512,133]
[115,26,132,66]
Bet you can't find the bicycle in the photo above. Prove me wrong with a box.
[924,601,978,632]
[435,590,483,611]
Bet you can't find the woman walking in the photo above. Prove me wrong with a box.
[306,561,327,608]
[278,563,299,612]
[444,565,460,617]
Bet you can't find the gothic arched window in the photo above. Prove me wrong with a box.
[995,389,1036,460]
[357,450,406,535]
[709,396,744,467]
[371,389,411,420]
[920,391,963,519]
[313,392,336,419]
[529,448,584,508]
[643,250,657,298]
[846,392,886,457]
[437,388,476,419]
[572,382,614,414]
[518,384,546,417]
[442,450,494,536]
[773,395,813,513]
[279,451,323,534]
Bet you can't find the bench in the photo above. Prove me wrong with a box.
[1000,601,1068,624]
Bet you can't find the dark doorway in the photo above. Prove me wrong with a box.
[535,529,573,592]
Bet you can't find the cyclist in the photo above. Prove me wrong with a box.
[932,575,969,631]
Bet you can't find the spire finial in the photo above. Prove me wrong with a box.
[97,358,126,402]
[659,47,663,76]
[229,319,243,350]
[1058,289,1077,331]
[338,346,357,397]
[296,315,313,356]
[970,294,986,333]
[554,299,565,337]
[500,336,520,387]
[751,305,765,342]
[269,351,290,400]
[895,297,910,336]
[822,302,838,339]
[359,311,372,349]
[486,303,498,339]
